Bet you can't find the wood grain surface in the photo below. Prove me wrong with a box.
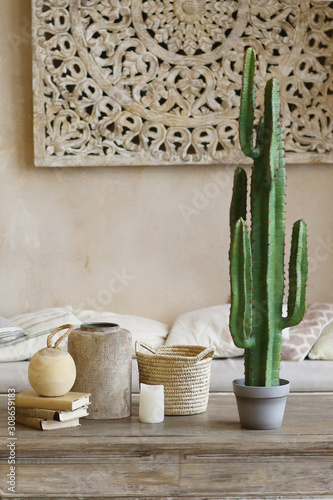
[1,393,333,499]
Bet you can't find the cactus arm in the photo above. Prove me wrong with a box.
[239,48,260,160]
[269,79,283,182]
[265,81,286,317]
[264,78,281,188]
[230,218,255,350]
[230,167,247,244]
[280,220,308,329]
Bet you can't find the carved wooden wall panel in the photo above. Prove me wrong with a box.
[32,0,333,167]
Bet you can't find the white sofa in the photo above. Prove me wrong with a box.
[2,357,333,394]
[1,303,333,393]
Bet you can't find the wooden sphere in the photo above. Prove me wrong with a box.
[28,347,76,397]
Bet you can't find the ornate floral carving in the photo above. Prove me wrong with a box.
[32,0,333,166]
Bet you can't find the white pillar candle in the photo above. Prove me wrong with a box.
[139,383,164,423]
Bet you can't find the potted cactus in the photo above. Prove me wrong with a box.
[229,47,308,429]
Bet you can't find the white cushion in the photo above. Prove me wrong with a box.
[0,307,81,362]
[164,305,243,358]
[73,309,169,355]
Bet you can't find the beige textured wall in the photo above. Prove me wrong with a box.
[0,1,332,325]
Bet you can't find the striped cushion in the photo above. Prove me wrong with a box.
[0,307,81,362]
[0,317,27,345]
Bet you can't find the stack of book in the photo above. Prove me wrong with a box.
[15,389,91,430]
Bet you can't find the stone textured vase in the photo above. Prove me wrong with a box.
[68,323,132,419]
[232,378,290,430]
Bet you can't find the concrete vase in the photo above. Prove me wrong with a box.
[68,322,132,419]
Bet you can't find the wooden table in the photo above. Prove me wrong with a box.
[1,393,333,499]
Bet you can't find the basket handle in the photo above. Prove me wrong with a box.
[194,345,216,362]
[135,341,157,355]
[135,341,215,361]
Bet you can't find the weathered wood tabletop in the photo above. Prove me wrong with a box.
[1,393,333,499]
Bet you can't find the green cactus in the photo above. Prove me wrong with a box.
[229,47,308,387]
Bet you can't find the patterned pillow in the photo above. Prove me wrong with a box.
[308,319,333,360]
[0,317,27,345]
[281,303,333,361]
[0,307,81,362]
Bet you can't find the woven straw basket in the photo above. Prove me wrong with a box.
[135,342,215,415]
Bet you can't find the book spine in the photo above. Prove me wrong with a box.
[15,414,42,430]
[16,407,59,420]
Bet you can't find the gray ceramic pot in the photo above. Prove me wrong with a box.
[232,378,290,430]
